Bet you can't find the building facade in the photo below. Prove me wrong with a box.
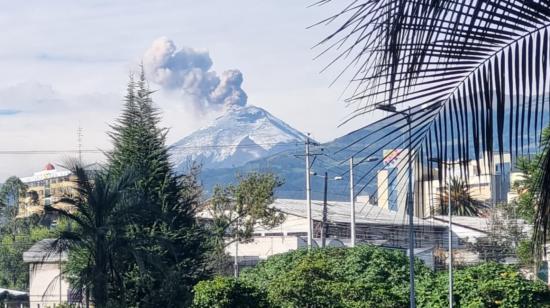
[417,153,512,218]
[18,163,76,218]
[22,239,80,308]
[377,149,408,213]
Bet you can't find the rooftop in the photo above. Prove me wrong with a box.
[23,239,68,263]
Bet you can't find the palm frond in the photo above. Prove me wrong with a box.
[316,0,550,257]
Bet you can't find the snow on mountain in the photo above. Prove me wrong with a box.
[170,105,308,170]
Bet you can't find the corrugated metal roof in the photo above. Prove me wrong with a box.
[272,199,433,226]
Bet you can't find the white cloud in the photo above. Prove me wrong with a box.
[0,83,119,180]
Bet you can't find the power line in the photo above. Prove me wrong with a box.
[0,142,304,155]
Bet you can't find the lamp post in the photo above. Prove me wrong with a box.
[376,104,415,308]
[428,157,469,308]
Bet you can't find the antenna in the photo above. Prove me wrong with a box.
[77,126,83,162]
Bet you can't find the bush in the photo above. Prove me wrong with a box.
[195,246,430,308]
[192,276,268,308]
[193,247,550,307]
[417,262,550,307]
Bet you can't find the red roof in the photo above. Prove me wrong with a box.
[44,163,55,171]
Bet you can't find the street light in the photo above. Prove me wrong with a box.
[376,103,415,308]
[427,157,469,308]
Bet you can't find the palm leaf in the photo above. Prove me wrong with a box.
[315,0,550,257]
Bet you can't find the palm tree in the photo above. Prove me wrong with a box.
[314,1,550,260]
[45,161,140,308]
[436,177,488,216]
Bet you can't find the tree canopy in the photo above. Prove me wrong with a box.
[193,246,550,308]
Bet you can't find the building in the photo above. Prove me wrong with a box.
[218,198,531,273]
[22,239,79,308]
[0,288,28,308]
[223,198,448,270]
[377,149,408,213]
[18,163,76,218]
[417,153,512,218]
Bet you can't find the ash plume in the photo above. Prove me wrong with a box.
[143,37,247,110]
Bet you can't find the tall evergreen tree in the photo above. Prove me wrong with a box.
[107,70,210,307]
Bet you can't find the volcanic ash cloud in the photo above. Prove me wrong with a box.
[143,37,247,110]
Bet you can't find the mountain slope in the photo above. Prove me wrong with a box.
[171,105,308,170]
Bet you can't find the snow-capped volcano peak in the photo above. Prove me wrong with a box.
[171,105,307,170]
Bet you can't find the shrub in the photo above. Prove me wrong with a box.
[192,276,268,308]
[417,262,550,307]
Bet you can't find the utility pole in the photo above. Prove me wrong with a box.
[321,172,328,248]
[234,218,239,277]
[376,104,415,307]
[77,126,83,163]
[349,157,356,247]
[428,157,467,308]
[305,135,313,249]
[406,107,416,308]
[447,163,453,308]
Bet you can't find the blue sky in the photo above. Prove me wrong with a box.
[0,1,375,180]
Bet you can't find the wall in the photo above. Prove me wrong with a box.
[28,262,71,308]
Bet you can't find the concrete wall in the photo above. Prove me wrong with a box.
[28,262,71,308]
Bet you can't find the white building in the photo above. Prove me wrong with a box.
[23,239,77,308]
[224,198,448,270]
[417,153,512,218]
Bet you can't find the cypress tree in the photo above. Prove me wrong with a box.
[108,69,210,307]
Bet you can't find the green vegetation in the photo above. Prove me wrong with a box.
[47,71,212,307]
[0,176,27,223]
[417,263,550,308]
[192,277,268,308]
[193,246,550,308]
[436,178,487,216]
[0,215,56,290]
[208,173,285,274]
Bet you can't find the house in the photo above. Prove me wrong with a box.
[223,198,448,270]
[22,239,78,308]
[0,288,28,308]
[218,198,532,272]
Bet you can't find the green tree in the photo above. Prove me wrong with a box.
[194,247,550,308]
[192,277,268,308]
[45,162,140,308]
[239,246,430,307]
[0,176,27,222]
[436,178,488,216]
[105,71,210,307]
[208,173,285,274]
[417,263,550,307]
[0,216,55,290]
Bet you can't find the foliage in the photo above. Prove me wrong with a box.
[46,162,141,307]
[208,173,285,273]
[0,176,27,222]
[417,263,550,307]
[316,0,550,264]
[467,205,527,263]
[56,71,211,307]
[0,216,55,290]
[436,177,488,216]
[240,245,430,308]
[516,239,534,268]
[192,276,268,308]
[194,246,550,307]
[513,156,541,224]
